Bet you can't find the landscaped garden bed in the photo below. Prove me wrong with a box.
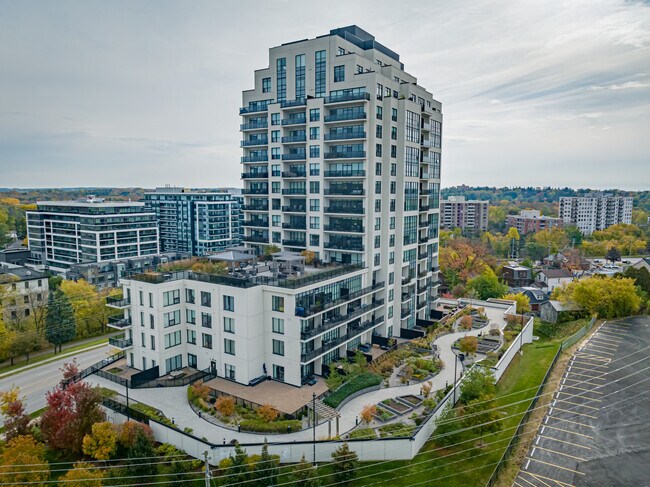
[397,395,423,408]
[378,422,416,438]
[374,405,397,423]
[349,427,378,439]
[323,372,382,408]
[381,397,412,415]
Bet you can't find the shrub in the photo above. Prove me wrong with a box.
[422,397,438,412]
[215,396,235,417]
[359,404,377,424]
[257,403,280,422]
[489,328,501,336]
[117,421,154,451]
[239,419,301,433]
[189,382,209,402]
[460,315,473,330]
[421,381,432,397]
[323,373,383,408]
[349,428,376,439]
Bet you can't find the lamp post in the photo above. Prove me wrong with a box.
[312,392,317,466]
[125,381,130,421]
[453,352,458,403]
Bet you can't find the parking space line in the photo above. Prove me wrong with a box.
[596,330,628,337]
[569,359,609,368]
[565,365,608,376]
[535,445,587,462]
[544,425,593,438]
[580,346,615,355]
[538,434,592,450]
[526,457,586,475]
[560,384,604,394]
[545,416,594,429]
[583,343,617,352]
[522,471,553,487]
[526,471,576,487]
[574,352,612,360]
[563,376,602,384]
[590,336,622,345]
[551,407,597,419]
[515,476,536,487]
[564,371,606,381]
[555,398,600,409]
[513,481,526,487]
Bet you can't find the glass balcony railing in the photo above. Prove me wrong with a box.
[242,187,269,195]
[282,205,306,213]
[281,135,307,143]
[241,138,268,147]
[242,204,269,211]
[324,206,364,214]
[240,121,268,130]
[323,170,366,178]
[282,170,307,178]
[241,155,269,163]
[282,153,307,161]
[242,220,269,228]
[108,335,133,349]
[324,131,367,141]
[241,172,269,179]
[324,187,365,196]
[324,92,371,104]
[282,222,307,230]
[281,115,307,126]
[282,188,306,195]
[324,112,367,123]
[324,150,366,159]
[282,239,306,247]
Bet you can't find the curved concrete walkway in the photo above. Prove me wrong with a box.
[89,306,508,444]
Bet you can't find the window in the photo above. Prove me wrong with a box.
[309,145,320,158]
[391,145,397,158]
[385,86,391,98]
[186,309,196,324]
[225,364,236,380]
[165,355,182,374]
[272,232,281,244]
[185,289,195,304]
[272,339,285,356]
[310,234,320,246]
[310,181,320,194]
[310,199,320,211]
[376,125,382,138]
[376,162,382,175]
[334,65,345,82]
[375,217,381,230]
[148,293,153,308]
[272,182,280,194]
[310,108,320,122]
[272,296,285,312]
[315,50,326,97]
[140,311,144,327]
[405,147,420,178]
[187,329,196,345]
[271,130,280,143]
[224,338,235,355]
[271,163,280,176]
[338,46,345,55]
[309,127,320,140]
[376,106,383,120]
[374,235,381,249]
[163,309,181,327]
[392,108,398,122]
[391,127,397,140]
[201,312,212,328]
[376,143,382,157]
[276,57,286,102]
[375,181,381,194]
[224,317,235,333]
[271,147,280,160]
[374,253,380,266]
[390,181,396,194]
[150,314,155,329]
[141,332,145,347]
[295,54,305,99]
[139,290,143,306]
[202,333,212,349]
[376,83,383,100]
[309,216,320,229]
[188,353,197,369]
[389,251,395,265]
[164,330,182,349]
[223,295,234,311]
[272,317,284,334]
[309,163,320,176]
[406,110,421,143]
[272,215,281,227]
[390,216,396,229]
[375,199,381,212]
[271,113,280,126]
[200,291,211,307]
[262,77,271,93]
[273,364,285,382]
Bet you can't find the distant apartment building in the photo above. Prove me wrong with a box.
[144,187,242,256]
[559,194,633,235]
[440,196,488,232]
[502,265,533,288]
[506,209,563,235]
[26,196,159,272]
[0,263,48,325]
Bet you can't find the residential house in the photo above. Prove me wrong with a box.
[536,269,574,293]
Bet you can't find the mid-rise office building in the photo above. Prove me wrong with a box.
[559,194,633,235]
[440,196,488,232]
[506,209,563,235]
[27,196,159,272]
[144,187,242,256]
[109,26,442,387]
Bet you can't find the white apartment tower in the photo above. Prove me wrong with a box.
[559,194,633,235]
[241,25,442,333]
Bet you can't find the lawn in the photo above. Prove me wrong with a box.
[277,341,559,486]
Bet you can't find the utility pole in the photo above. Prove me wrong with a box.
[204,451,210,487]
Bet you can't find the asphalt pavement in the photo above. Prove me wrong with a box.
[514,316,650,487]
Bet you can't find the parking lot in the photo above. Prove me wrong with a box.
[514,316,650,487]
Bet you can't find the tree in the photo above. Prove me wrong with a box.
[623,266,650,294]
[117,421,154,452]
[583,224,647,256]
[359,404,377,424]
[82,421,118,460]
[466,268,508,300]
[459,368,496,405]
[462,393,502,435]
[507,227,521,258]
[225,442,250,485]
[156,443,202,484]
[459,315,473,330]
[553,276,641,318]
[264,244,281,257]
[0,386,31,441]
[7,331,43,364]
[60,279,113,337]
[330,441,359,485]
[301,249,316,264]
[439,238,495,289]
[59,462,105,487]
[458,336,478,356]
[606,247,622,263]
[290,454,321,487]
[126,428,157,477]
[44,289,76,353]
[252,441,280,487]
[433,405,461,445]
[0,435,50,485]
[257,403,280,422]
[215,395,235,417]
[503,293,531,315]
[531,228,568,254]
[40,381,104,453]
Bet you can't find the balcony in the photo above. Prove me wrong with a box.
[281,170,307,178]
[281,115,307,126]
[324,206,364,215]
[418,251,429,260]
[282,153,307,161]
[324,92,371,104]
[324,112,367,123]
[242,220,269,228]
[324,224,364,233]
[280,98,307,109]
[419,220,428,228]
[324,241,364,252]
[106,296,130,309]
[419,235,429,244]
[242,187,269,195]
[417,300,427,310]
[324,187,365,196]
[300,299,385,341]
[421,155,435,164]
[241,138,268,147]
[240,121,268,131]
[282,188,306,195]
[296,282,384,318]
[282,239,306,247]
[282,205,306,213]
[402,275,414,285]
[324,150,366,160]
[282,222,306,230]
[241,172,269,179]
[324,170,366,178]
[431,266,440,273]
[107,316,132,330]
[419,204,430,212]
[324,131,367,141]
[241,155,269,163]
[420,189,430,196]
[401,308,412,319]
[281,135,306,143]
[244,235,268,243]
[242,204,269,211]
[421,122,431,132]
[108,335,133,350]
[301,315,385,361]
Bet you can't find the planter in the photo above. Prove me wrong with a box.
[374,405,398,423]
[397,395,423,408]
[380,398,412,415]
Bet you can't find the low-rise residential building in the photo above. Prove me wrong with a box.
[536,268,573,293]
[0,245,30,266]
[506,209,563,235]
[108,252,386,388]
[440,196,488,232]
[540,300,582,324]
[502,265,533,288]
[632,258,650,273]
[559,193,633,235]
[0,263,49,326]
[26,196,159,272]
[510,287,549,313]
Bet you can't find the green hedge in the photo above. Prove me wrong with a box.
[239,419,302,433]
[323,372,382,408]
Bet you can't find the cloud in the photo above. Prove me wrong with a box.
[589,81,650,90]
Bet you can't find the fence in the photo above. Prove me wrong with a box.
[490,316,535,382]
[561,316,597,351]
[62,351,125,388]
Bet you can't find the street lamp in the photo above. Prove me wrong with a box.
[312,392,317,466]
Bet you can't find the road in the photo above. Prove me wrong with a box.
[0,344,113,416]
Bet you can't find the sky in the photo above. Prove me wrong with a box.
[0,0,648,190]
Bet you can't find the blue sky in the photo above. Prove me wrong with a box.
[0,0,648,189]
